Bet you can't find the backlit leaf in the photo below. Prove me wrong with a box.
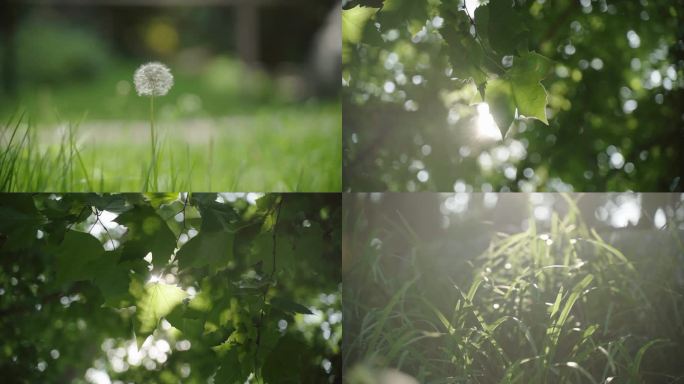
[507,51,552,125]
[135,282,188,347]
[485,78,517,137]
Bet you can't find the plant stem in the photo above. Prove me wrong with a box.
[149,95,157,190]
[253,196,284,380]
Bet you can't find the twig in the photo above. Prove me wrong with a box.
[463,0,506,74]
[174,192,190,246]
[87,207,114,248]
[253,195,285,380]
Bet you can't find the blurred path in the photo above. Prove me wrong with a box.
[36,116,274,145]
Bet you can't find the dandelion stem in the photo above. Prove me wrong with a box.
[149,94,157,190]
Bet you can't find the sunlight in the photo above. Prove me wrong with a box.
[464,0,480,15]
[475,103,502,141]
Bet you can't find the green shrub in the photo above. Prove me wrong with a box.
[16,20,110,84]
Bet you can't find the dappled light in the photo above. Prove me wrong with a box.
[343,0,683,192]
[0,193,341,382]
[344,192,684,383]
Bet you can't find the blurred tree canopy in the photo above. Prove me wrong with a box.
[0,193,341,383]
[342,0,684,192]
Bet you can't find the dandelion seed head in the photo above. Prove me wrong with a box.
[134,62,174,97]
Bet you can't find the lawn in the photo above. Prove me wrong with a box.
[1,61,341,192]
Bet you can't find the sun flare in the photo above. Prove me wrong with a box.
[475,103,502,141]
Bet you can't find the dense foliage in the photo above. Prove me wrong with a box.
[0,193,341,383]
[343,0,684,192]
[344,193,684,383]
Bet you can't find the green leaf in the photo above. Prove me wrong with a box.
[473,4,490,47]
[255,194,278,213]
[631,339,667,378]
[115,205,176,269]
[166,305,205,339]
[233,221,263,260]
[0,194,43,251]
[262,334,313,383]
[485,78,517,137]
[486,0,528,55]
[214,349,248,384]
[145,193,181,209]
[86,251,133,307]
[547,275,593,345]
[176,231,234,270]
[375,0,428,32]
[439,3,488,87]
[507,51,552,124]
[83,194,129,213]
[135,282,188,347]
[53,230,104,285]
[342,0,384,10]
[270,297,313,315]
[191,194,240,232]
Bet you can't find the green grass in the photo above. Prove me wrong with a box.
[1,105,341,192]
[0,58,341,192]
[344,195,684,383]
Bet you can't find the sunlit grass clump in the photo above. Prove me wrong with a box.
[344,197,684,383]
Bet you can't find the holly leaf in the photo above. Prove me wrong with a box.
[507,51,552,124]
[115,205,176,269]
[176,230,234,270]
[53,230,104,286]
[135,282,187,347]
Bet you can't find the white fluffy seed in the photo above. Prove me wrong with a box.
[133,62,174,97]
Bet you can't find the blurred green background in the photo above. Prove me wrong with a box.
[1,0,340,120]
